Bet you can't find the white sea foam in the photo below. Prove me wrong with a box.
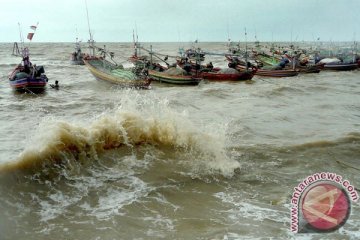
[2,90,240,177]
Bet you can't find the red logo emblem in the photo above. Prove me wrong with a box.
[301,183,351,232]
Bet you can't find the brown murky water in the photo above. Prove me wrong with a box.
[0,42,359,239]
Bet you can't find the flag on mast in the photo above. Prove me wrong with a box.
[27,22,38,41]
[27,33,34,40]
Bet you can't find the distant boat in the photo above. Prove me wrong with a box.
[255,53,280,66]
[226,55,299,78]
[11,42,21,57]
[70,38,85,65]
[148,68,202,85]
[252,68,299,77]
[82,2,150,88]
[83,56,151,88]
[8,47,48,93]
[176,54,255,81]
[296,64,323,73]
[323,62,358,71]
[201,68,255,81]
[131,45,203,85]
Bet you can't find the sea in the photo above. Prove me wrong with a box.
[0,42,359,240]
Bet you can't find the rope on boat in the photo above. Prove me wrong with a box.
[89,44,120,66]
[139,47,178,59]
[138,47,172,66]
[23,87,36,95]
[255,77,273,84]
[203,51,245,57]
[139,46,244,58]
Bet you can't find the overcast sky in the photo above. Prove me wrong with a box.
[1,0,359,42]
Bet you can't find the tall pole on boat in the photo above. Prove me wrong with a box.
[17,22,24,49]
[150,45,153,65]
[135,22,140,56]
[226,21,231,49]
[245,27,248,71]
[352,32,357,63]
[132,29,137,57]
[85,0,95,56]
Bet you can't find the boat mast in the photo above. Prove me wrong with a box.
[226,21,231,50]
[150,45,153,65]
[135,23,140,57]
[352,32,357,63]
[245,27,248,71]
[17,22,24,49]
[132,29,137,57]
[85,0,95,56]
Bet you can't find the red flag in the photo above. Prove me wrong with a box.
[27,32,34,40]
[30,25,37,30]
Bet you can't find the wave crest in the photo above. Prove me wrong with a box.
[0,93,240,177]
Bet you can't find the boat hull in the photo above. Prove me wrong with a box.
[148,70,201,85]
[294,64,323,73]
[254,69,299,77]
[70,60,84,65]
[8,66,48,93]
[201,71,254,81]
[83,58,151,88]
[236,65,298,78]
[9,77,47,93]
[323,63,358,71]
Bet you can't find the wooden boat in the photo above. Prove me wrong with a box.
[255,53,280,66]
[83,56,151,88]
[9,65,48,93]
[128,54,148,63]
[201,68,255,81]
[70,38,85,65]
[233,62,299,78]
[226,55,299,78]
[323,62,358,71]
[148,68,202,85]
[295,64,323,73]
[81,2,150,88]
[254,68,299,77]
[70,52,85,65]
[176,57,255,81]
[8,47,48,93]
[176,57,206,71]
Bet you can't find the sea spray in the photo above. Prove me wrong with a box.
[0,91,240,177]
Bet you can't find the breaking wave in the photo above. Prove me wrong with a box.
[0,91,240,177]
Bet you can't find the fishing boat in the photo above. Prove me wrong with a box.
[148,67,202,85]
[131,44,202,85]
[295,63,323,73]
[255,53,280,66]
[323,62,358,71]
[83,55,151,88]
[82,3,150,89]
[9,47,48,93]
[70,38,85,65]
[8,24,48,93]
[176,52,255,81]
[201,68,255,81]
[252,68,299,77]
[226,55,299,78]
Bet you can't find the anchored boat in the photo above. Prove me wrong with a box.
[148,68,202,85]
[84,55,151,88]
[8,47,48,93]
